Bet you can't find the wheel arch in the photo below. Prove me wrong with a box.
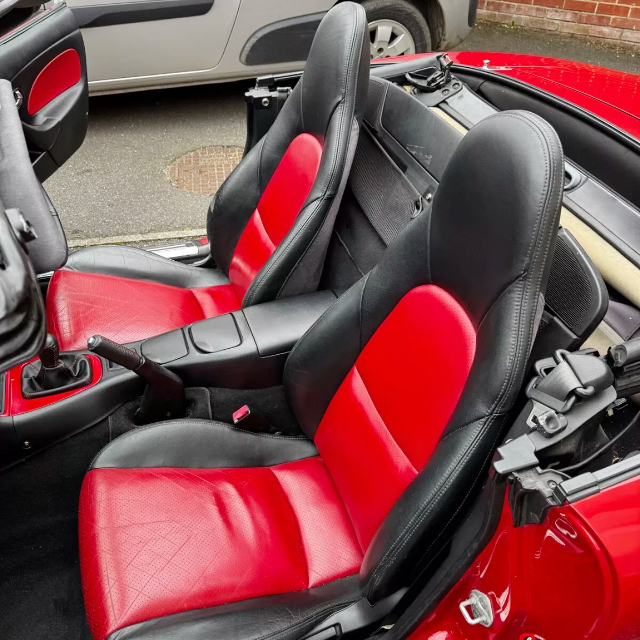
[407,0,445,49]
[338,0,445,50]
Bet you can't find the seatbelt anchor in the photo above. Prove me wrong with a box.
[232,404,270,432]
[525,348,613,413]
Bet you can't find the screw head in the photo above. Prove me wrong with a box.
[22,441,31,450]
[261,97,270,107]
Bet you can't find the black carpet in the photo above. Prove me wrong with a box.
[208,385,302,435]
[0,423,109,640]
[0,406,142,640]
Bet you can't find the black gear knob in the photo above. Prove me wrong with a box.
[39,334,60,369]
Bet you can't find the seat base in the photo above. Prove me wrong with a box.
[79,420,363,640]
[46,246,241,350]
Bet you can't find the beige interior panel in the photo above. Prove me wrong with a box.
[582,320,622,354]
[560,208,640,309]
[429,107,468,136]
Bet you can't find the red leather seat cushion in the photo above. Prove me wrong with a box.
[47,270,241,351]
[79,457,362,640]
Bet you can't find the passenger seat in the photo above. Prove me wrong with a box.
[45,2,369,351]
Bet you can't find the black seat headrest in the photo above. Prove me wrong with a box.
[300,2,369,134]
[430,110,564,325]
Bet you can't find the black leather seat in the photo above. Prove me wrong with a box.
[46,2,369,351]
[78,111,563,640]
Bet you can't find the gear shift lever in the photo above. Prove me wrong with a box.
[39,334,60,369]
[87,335,185,424]
[22,333,93,398]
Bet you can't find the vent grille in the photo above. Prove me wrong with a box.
[546,234,593,332]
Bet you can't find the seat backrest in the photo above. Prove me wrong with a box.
[284,111,563,600]
[208,2,369,307]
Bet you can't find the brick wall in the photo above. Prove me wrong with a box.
[478,0,640,47]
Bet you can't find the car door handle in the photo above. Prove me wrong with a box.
[22,117,61,151]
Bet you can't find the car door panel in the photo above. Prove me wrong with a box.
[0,3,88,183]
[72,0,214,29]
[71,0,241,88]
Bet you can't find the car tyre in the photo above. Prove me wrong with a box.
[361,0,432,59]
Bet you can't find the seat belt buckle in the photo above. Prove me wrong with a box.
[232,405,270,432]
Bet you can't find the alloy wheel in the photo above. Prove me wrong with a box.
[369,19,416,58]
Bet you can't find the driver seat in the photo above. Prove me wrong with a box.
[78,112,563,640]
[45,2,369,351]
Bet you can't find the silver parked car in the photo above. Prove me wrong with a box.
[52,0,475,94]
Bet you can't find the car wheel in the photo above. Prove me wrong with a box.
[361,0,432,59]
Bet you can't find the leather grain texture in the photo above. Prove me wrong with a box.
[228,133,323,299]
[80,457,362,640]
[61,245,231,288]
[90,419,318,470]
[47,270,240,350]
[107,576,360,640]
[314,286,476,550]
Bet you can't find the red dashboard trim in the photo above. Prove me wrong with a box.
[1,354,102,416]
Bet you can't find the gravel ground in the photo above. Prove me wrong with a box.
[45,22,640,246]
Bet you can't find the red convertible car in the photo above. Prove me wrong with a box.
[1,4,640,640]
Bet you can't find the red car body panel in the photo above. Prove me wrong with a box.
[408,476,640,640]
[376,52,640,139]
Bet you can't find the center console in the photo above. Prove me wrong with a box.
[137,289,337,388]
[0,289,338,468]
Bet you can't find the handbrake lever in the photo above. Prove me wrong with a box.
[88,334,186,424]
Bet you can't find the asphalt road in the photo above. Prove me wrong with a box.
[458,21,640,75]
[45,23,640,247]
[45,82,247,246]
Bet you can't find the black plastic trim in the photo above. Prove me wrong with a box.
[139,291,339,389]
[559,453,640,502]
[451,64,640,156]
[244,290,337,357]
[72,0,214,29]
[141,329,189,364]
[564,177,640,270]
[1,363,143,470]
[189,314,241,354]
[240,12,325,66]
